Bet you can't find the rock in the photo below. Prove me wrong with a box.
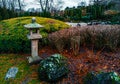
[87,22,92,25]
[5,67,18,80]
[84,72,120,84]
[38,54,69,82]
[80,22,87,26]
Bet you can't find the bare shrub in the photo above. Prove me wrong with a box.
[48,27,81,52]
[48,25,120,52]
[71,36,81,56]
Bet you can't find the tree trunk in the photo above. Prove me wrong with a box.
[18,0,21,11]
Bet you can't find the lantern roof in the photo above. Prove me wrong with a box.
[24,17,43,29]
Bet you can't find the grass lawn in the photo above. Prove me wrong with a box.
[0,54,41,84]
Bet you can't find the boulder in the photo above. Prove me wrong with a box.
[5,67,18,80]
[84,72,120,84]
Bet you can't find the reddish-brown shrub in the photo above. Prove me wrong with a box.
[48,25,120,52]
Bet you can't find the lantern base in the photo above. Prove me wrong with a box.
[27,56,42,65]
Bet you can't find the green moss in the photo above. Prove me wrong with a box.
[0,16,69,53]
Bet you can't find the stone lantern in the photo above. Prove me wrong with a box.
[24,17,43,64]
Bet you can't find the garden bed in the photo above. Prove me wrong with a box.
[1,46,120,84]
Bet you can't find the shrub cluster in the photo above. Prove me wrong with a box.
[48,25,120,52]
[0,17,69,53]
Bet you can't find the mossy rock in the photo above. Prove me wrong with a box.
[84,72,120,84]
[38,54,69,82]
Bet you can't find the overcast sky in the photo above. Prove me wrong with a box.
[24,0,89,10]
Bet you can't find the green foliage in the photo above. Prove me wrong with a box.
[84,72,120,84]
[63,1,119,22]
[90,4,104,20]
[0,17,69,53]
[111,13,120,24]
[64,7,82,21]
[38,54,69,82]
[0,7,17,21]
[41,11,51,17]
[81,16,90,22]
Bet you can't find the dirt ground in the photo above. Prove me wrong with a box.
[36,47,120,84]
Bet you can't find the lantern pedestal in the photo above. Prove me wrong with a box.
[27,39,42,64]
[27,56,42,64]
[24,17,44,65]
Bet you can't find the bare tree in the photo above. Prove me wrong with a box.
[8,0,16,10]
[53,0,64,11]
[1,0,6,8]
[16,0,26,16]
[37,0,64,13]
[78,0,87,7]
[0,0,25,11]
[37,0,51,12]
[18,0,22,11]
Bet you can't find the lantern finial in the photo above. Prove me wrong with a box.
[32,17,36,23]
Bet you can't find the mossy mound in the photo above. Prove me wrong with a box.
[0,17,69,53]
